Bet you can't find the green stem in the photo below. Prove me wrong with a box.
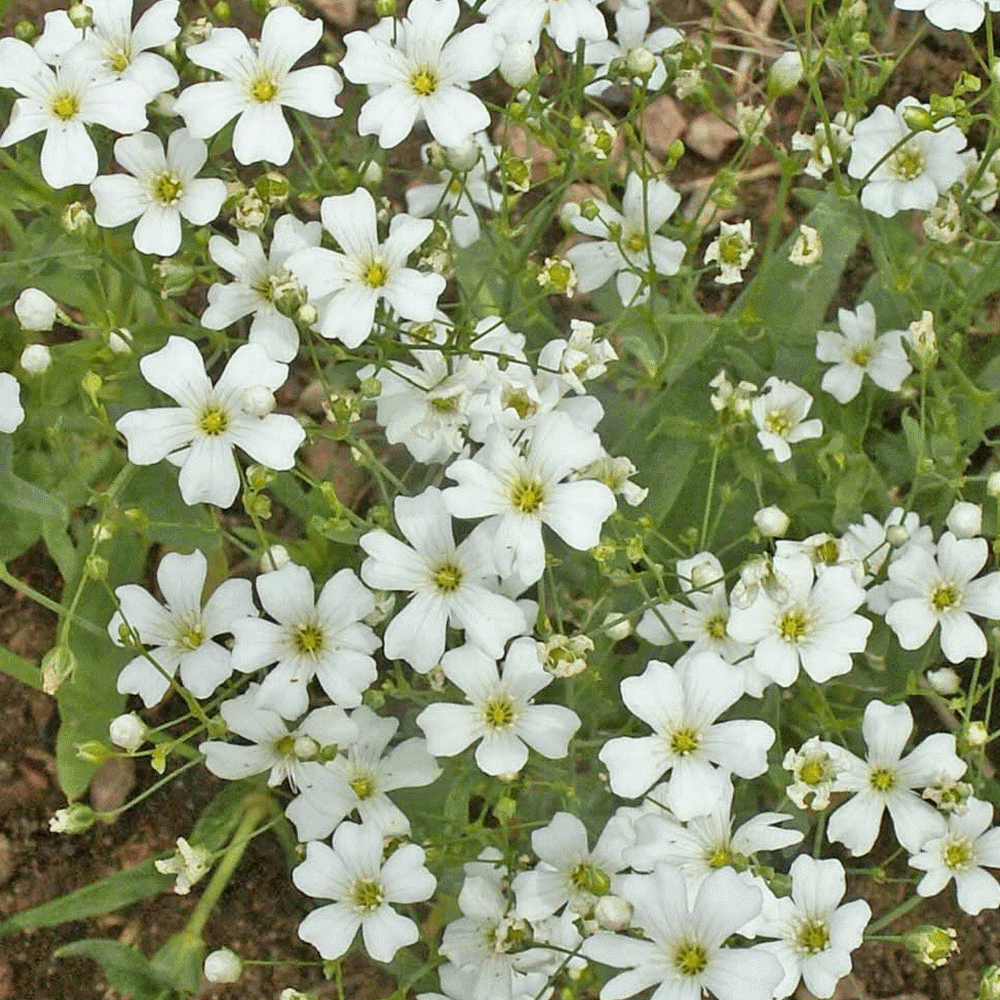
[866,890,924,934]
[0,562,104,637]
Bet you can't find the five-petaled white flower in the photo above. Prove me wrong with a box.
[287,187,446,348]
[341,0,498,149]
[231,561,379,719]
[416,638,581,776]
[0,373,25,434]
[847,98,966,218]
[825,699,966,856]
[815,301,912,403]
[91,128,226,256]
[566,173,685,306]
[0,39,147,188]
[174,5,343,165]
[293,820,436,963]
[704,219,754,285]
[115,336,305,507]
[751,376,823,463]
[893,0,1000,32]
[109,549,257,706]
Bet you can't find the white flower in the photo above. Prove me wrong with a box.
[598,652,775,819]
[757,855,871,999]
[791,118,852,180]
[341,0,497,149]
[583,865,784,1000]
[512,811,628,921]
[825,699,965,856]
[443,411,617,586]
[751,376,823,462]
[155,837,212,895]
[174,6,343,165]
[199,684,356,789]
[481,0,606,53]
[727,551,872,688]
[91,129,226,256]
[109,712,145,751]
[285,705,440,842]
[704,219,754,285]
[584,5,682,95]
[202,214,322,364]
[34,0,180,98]
[847,98,966,218]
[0,373,25,434]
[789,223,822,265]
[909,797,1000,914]
[20,344,52,374]
[287,188,445,348]
[893,0,1000,31]
[109,549,257,706]
[783,737,839,810]
[924,192,962,243]
[293,821,436,963]
[734,103,770,144]
[537,318,618,396]
[0,39,147,188]
[14,288,59,331]
[231,562,379,719]
[359,487,527,673]
[416,638,581,775]
[815,301,912,403]
[115,337,305,508]
[946,500,983,539]
[566,172,685,306]
[883,530,1000,663]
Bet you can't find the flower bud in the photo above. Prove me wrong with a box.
[444,137,480,172]
[62,201,92,233]
[13,19,36,41]
[67,2,93,28]
[109,328,133,354]
[904,925,958,968]
[362,160,383,186]
[754,505,790,538]
[373,0,395,15]
[945,500,982,539]
[966,720,989,748]
[978,965,1000,1000]
[76,740,111,764]
[241,385,276,417]
[902,104,934,132]
[15,288,58,331]
[204,948,242,983]
[885,523,909,547]
[297,303,318,328]
[626,46,656,77]
[926,667,960,696]
[41,644,77,694]
[989,471,1000,500]
[602,613,632,642]
[260,544,291,571]
[110,713,146,751]
[594,894,633,931]
[20,344,52,374]
[49,802,99,833]
[500,40,535,88]
[768,50,803,93]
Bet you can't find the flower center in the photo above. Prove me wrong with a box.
[669,725,700,756]
[569,861,610,894]
[797,919,830,954]
[778,607,809,643]
[718,234,746,265]
[509,477,545,514]
[292,622,325,656]
[50,91,79,121]
[429,393,460,413]
[765,410,791,436]
[673,941,708,976]
[410,67,438,96]
[363,260,389,288]
[706,845,731,868]
[800,756,829,786]
[942,836,973,870]
[932,583,960,612]
[351,878,384,912]
[624,230,647,254]
[869,766,897,792]
[892,144,925,180]
[178,623,204,650]
[275,733,296,756]
[349,773,375,799]
[705,613,727,639]
[851,346,873,367]
[815,539,840,564]
[151,171,184,206]
[107,46,131,72]
[483,695,516,730]
[199,406,229,436]
[250,75,279,103]
[432,560,463,594]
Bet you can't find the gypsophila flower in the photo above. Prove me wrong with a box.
[341,0,498,149]
[155,837,211,895]
[784,737,840,810]
[91,129,226,256]
[581,119,617,160]
[815,301,912,403]
[584,5,682,95]
[905,309,938,363]
[751,376,823,462]
[791,117,852,180]
[924,193,962,243]
[293,820,436,963]
[734,102,771,145]
[115,337,305,508]
[481,0,606,54]
[909,797,1000,914]
[789,223,823,265]
[704,219,754,284]
[847,98,966,218]
[174,6,343,166]
[109,549,257,706]
[231,561,379,718]
[893,0,1000,31]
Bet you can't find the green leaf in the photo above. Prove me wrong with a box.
[0,643,41,689]
[150,930,204,995]
[0,860,172,936]
[54,939,171,1000]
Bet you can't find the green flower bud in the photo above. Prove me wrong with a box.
[904,925,958,968]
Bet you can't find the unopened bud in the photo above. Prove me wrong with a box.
[41,645,77,694]
[768,50,803,93]
[109,713,146,752]
[444,137,480,172]
[966,721,989,748]
[204,948,242,983]
[76,740,111,764]
[20,344,52,373]
[49,802,98,833]
[67,2,93,28]
[926,667,960,696]
[13,19,36,41]
[945,500,982,539]
[15,288,58,331]
[500,40,535,88]
[373,0,395,15]
[242,385,276,417]
[260,544,290,571]
[109,328,133,354]
[626,46,656,77]
[594,894,632,931]
[902,105,934,132]
[754,505,790,538]
[602,613,632,642]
